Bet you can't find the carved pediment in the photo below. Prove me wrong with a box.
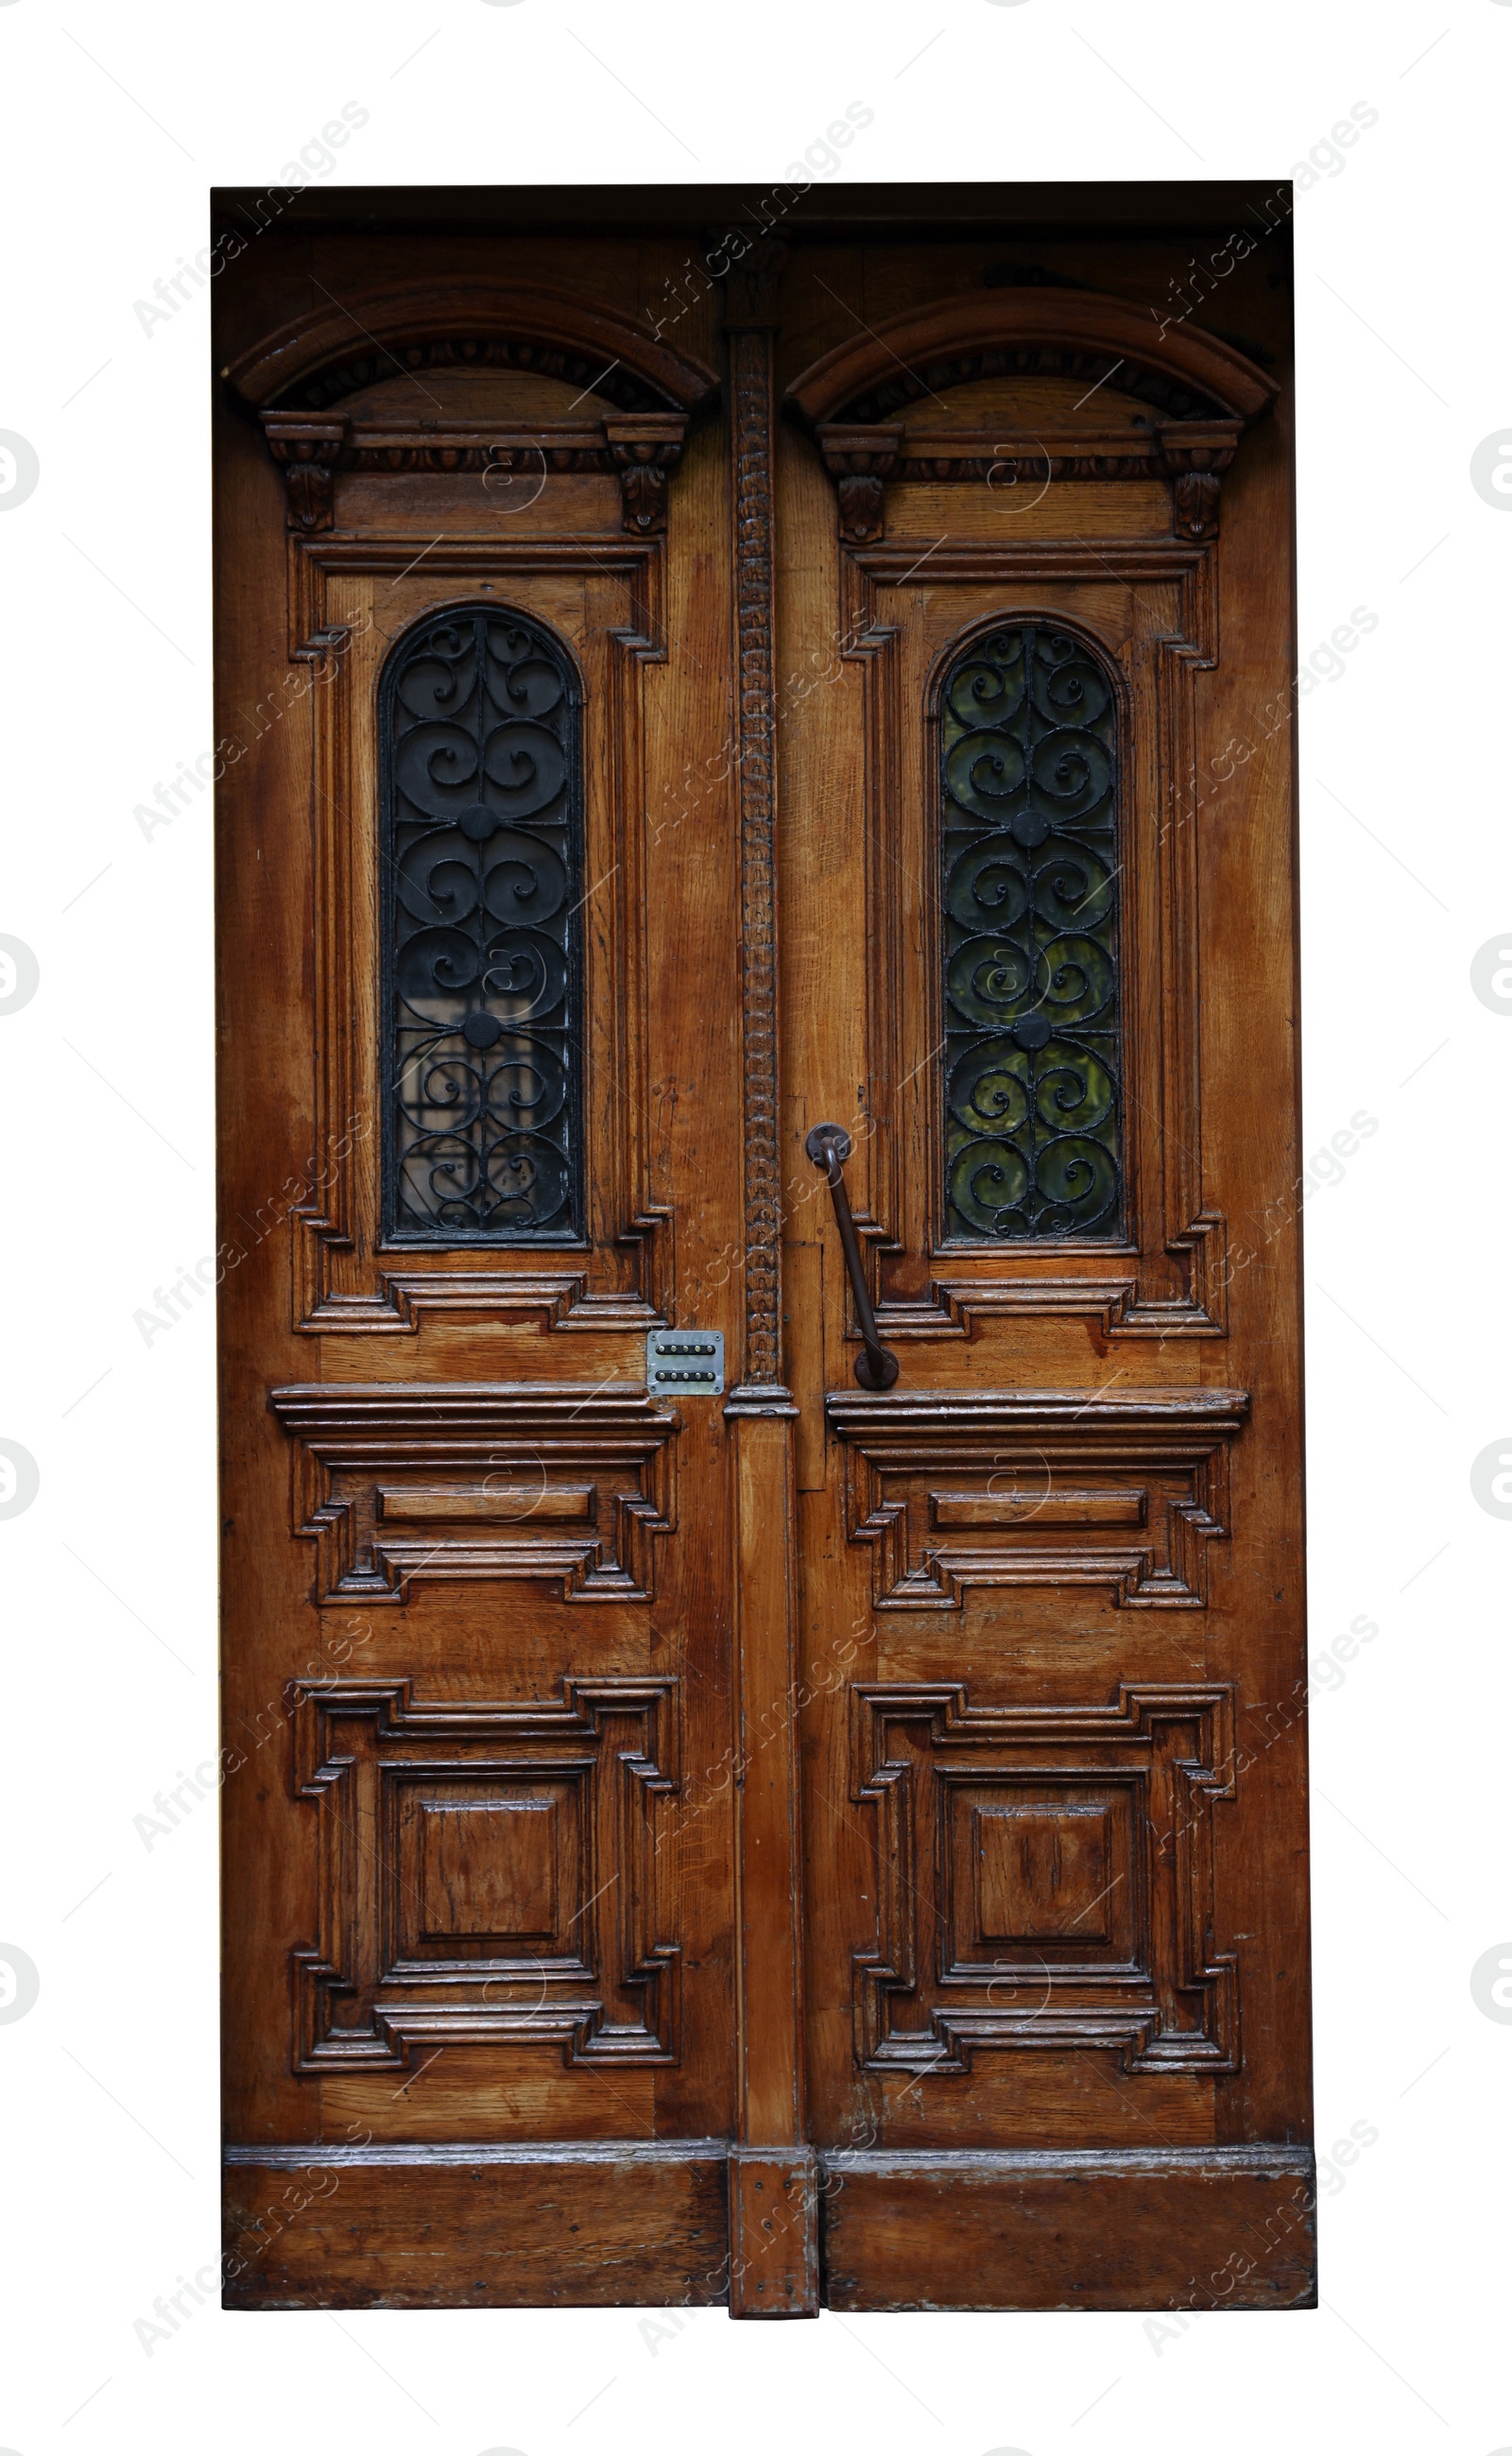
[789,286,1274,543]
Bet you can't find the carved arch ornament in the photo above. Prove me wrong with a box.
[228,277,721,537]
[783,286,1278,545]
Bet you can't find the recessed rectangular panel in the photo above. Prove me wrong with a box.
[378,1483,597,1523]
[931,1486,1145,1530]
[973,1804,1112,1944]
[419,1795,560,1940]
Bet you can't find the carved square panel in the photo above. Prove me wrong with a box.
[292,1677,679,2071]
[851,1681,1237,2075]
[958,1793,1124,1953]
[403,1784,574,1953]
[270,1383,678,1605]
[828,1386,1247,1610]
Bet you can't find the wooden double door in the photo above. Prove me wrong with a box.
[216,185,1313,2312]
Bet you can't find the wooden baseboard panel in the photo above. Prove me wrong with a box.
[817,2147,1317,2311]
[224,2140,1316,2311]
[222,2141,730,2310]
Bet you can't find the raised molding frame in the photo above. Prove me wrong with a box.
[826,1385,1248,1610]
[274,536,671,1337]
[269,1382,680,1605]
[291,1675,680,2071]
[833,539,1228,1343]
[850,1679,1239,2076]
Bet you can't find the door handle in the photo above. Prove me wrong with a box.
[805,1123,900,1390]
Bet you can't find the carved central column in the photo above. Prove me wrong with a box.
[718,239,817,2320]
[724,242,790,1406]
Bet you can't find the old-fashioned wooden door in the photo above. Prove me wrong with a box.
[216,184,1312,2313]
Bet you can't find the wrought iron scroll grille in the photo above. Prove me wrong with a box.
[940,624,1123,1243]
[382,606,583,1244]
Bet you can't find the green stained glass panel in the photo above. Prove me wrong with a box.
[940,625,1123,1242]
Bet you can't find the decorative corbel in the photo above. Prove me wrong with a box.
[262,411,349,534]
[816,424,904,546]
[604,414,688,537]
[1157,420,1242,541]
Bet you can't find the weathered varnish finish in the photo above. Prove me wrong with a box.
[216,183,1310,2312]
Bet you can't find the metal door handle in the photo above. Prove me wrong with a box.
[805,1123,900,1391]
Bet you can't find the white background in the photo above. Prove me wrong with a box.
[0,2,1507,2448]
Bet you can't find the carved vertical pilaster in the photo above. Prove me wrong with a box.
[723,244,791,1410]
[719,241,816,2320]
